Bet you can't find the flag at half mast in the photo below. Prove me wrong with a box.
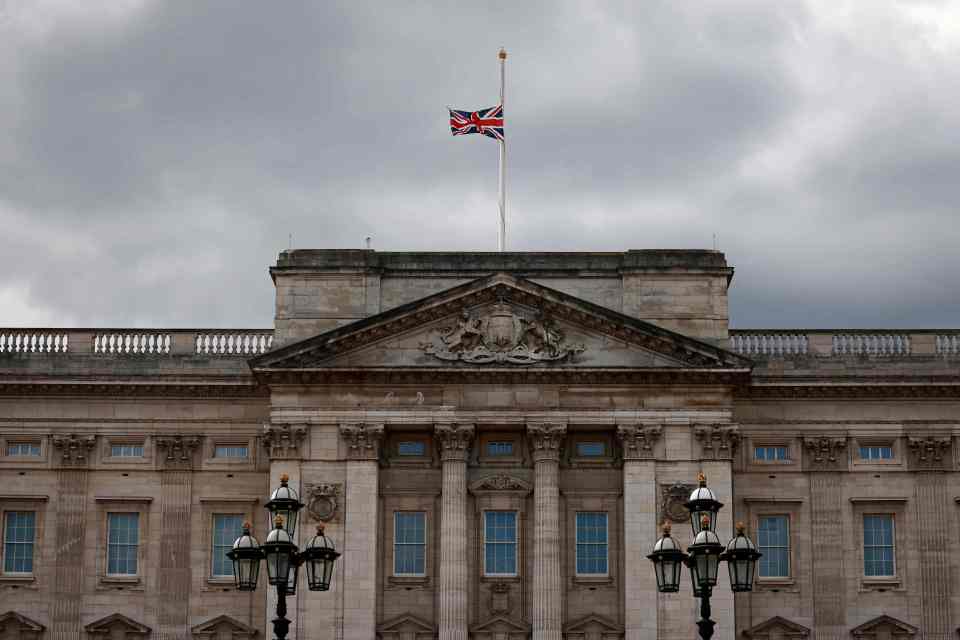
[449,105,504,141]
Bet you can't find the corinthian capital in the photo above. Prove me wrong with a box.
[339,423,384,460]
[434,423,475,462]
[527,422,567,462]
[694,424,741,460]
[261,422,308,460]
[52,433,96,467]
[617,423,662,460]
[802,435,847,471]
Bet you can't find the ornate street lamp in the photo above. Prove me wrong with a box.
[228,474,341,640]
[648,474,761,640]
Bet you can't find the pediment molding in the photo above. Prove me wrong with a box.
[850,615,918,639]
[84,612,151,637]
[377,612,435,633]
[191,614,257,638]
[470,615,532,632]
[251,273,752,377]
[743,616,811,639]
[564,612,624,632]
[0,611,45,632]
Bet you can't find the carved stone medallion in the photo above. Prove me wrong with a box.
[489,581,512,615]
[304,483,342,523]
[660,483,695,523]
[420,302,584,364]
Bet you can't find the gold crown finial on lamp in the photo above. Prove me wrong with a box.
[317,523,325,535]
[697,472,706,486]
[280,473,289,483]
[242,521,252,531]
[274,515,284,527]
[736,521,746,535]
[662,521,672,535]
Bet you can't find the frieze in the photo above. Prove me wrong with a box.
[260,423,308,459]
[694,424,740,460]
[617,423,662,460]
[339,423,384,460]
[802,436,848,471]
[906,436,952,469]
[660,482,696,524]
[304,482,342,523]
[154,434,201,469]
[52,434,96,466]
[421,302,584,365]
[434,423,475,462]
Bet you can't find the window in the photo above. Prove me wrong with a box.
[754,446,788,461]
[863,515,895,577]
[757,515,790,578]
[110,444,144,458]
[575,512,608,575]
[397,441,426,457]
[393,512,426,576]
[6,442,41,457]
[486,441,514,456]
[107,513,139,575]
[214,445,248,458]
[484,511,517,575]
[211,514,244,577]
[575,441,605,457]
[859,445,893,461]
[3,511,35,574]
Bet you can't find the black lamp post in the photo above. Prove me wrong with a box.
[647,473,761,640]
[227,474,341,640]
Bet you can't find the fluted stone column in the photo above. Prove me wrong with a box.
[528,422,566,640]
[435,423,475,640]
[617,424,661,640]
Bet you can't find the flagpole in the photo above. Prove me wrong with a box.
[498,47,507,252]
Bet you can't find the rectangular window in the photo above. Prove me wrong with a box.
[863,515,895,577]
[393,512,426,576]
[214,445,249,458]
[6,442,41,457]
[757,515,790,577]
[575,512,608,575]
[484,511,517,575]
[859,446,893,460]
[575,441,605,457]
[110,444,144,458]
[3,511,35,574]
[107,513,139,575]
[211,514,244,577]
[397,441,426,456]
[486,441,514,456]
[754,446,788,461]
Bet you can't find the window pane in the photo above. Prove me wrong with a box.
[576,512,608,574]
[4,511,36,573]
[397,441,425,456]
[394,512,426,575]
[484,512,517,575]
[7,442,41,456]
[576,442,605,457]
[107,513,139,575]
[486,441,514,456]
[863,515,894,576]
[211,514,244,577]
[757,515,790,578]
[215,445,248,458]
[111,444,144,457]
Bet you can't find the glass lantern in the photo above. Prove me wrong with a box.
[227,522,263,591]
[720,522,762,592]
[265,474,305,539]
[302,524,341,592]
[263,516,297,587]
[647,523,686,593]
[684,472,723,536]
[687,516,724,590]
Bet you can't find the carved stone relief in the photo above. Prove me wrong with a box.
[694,424,740,460]
[304,483,342,523]
[489,580,512,615]
[339,423,384,460]
[51,434,96,466]
[154,434,201,469]
[420,301,584,364]
[260,423,308,459]
[660,482,696,524]
[906,436,952,469]
[803,436,848,471]
[527,422,567,462]
[434,423,475,462]
[617,424,661,460]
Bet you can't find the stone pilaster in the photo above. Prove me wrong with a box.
[339,423,384,640]
[617,424,661,640]
[50,434,96,640]
[435,423,475,640]
[527,422,566,640]
[809,472,845,640]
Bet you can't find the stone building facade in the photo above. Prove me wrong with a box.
[0,249,958,640]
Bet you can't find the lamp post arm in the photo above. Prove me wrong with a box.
[696,587,715,640]
[273,581,290,640]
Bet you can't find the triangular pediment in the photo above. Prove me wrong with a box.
[470,615,532,632]
[0,611,45,632]
[252,273,751,382]
[850,615,917,639]
[84,612,151,634]
[744,616,810,639]
[377,613,435,632]
[191,614,257,638]
[564,613,623,632]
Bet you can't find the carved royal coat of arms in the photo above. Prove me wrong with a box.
[421,302,584,365]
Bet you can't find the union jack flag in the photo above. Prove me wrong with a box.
[449,105,504,141]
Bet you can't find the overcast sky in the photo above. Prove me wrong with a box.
[1,1,959,329]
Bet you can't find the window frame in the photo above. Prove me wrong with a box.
[574,511,609,577]
[393,511,427,577]
[862,513,896,578]
[483,510,519,577]
[110,443,145,458]
[105,512,141,577]
[199,497,259,588]
[477,433,523,465]
[210,513,246,579]
[567,433,614,467]
[756,514,791,579]
[754,445,789,462]
[5,442,42,458]
[0,437,47,465]
[95,497,151,586]
[852,438,900,467]
[0,496,47,583]
[2,510,37,576]
[850,497,907,591]
[204,438,256,468]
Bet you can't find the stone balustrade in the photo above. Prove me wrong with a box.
[0,329,273,356]
[730,330,960,358]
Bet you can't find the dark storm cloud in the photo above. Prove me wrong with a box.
[1,1,958,328]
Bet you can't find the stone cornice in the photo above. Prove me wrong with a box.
[339,423,384,460]
[527,422,567,462]
[0,379,266,398]
[616,423,662,460]
[434,423,475,462]
[738,382,960,399]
